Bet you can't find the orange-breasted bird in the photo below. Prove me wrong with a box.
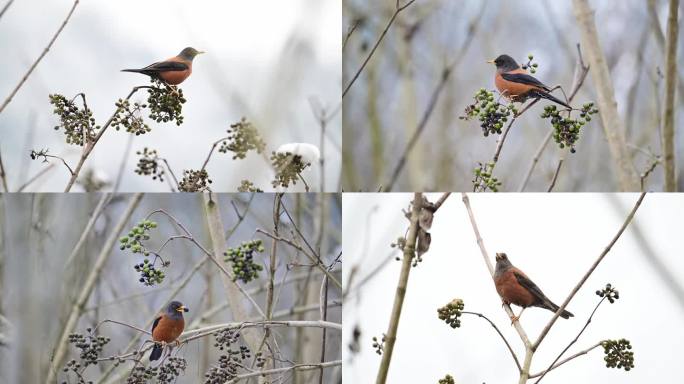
[122,47,204,85]
[494,252,573,323]
[488,54,571,109]
[150,301,188,361]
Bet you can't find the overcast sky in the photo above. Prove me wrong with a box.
[343,193,684,383]
[0,0,341,192]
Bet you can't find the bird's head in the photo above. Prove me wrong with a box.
[487,54,519,72]
[166,301,189,317]
[179,47,205,61]
[494,252,513,275]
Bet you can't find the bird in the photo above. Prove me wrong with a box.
[122,47,204,85]
[150,301,188,361]
[487,54,572,109]
[494,252,573,323]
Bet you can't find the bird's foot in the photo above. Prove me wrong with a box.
[174,339,181,347]
[509,315,519,325]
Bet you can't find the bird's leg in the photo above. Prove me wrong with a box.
[510,307,526,325]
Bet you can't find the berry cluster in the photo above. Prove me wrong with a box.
[127,365,158,384]
[460,89,515,137]
[120,220,157,255]
[49,94,98,146]
[66,330,110,368]
[205,329,263,384]
[223,240,265,283]
[601,339,634,371]
[473,162,501,192]
[133,258,166,286]
[372,334,386,355]
[270,151,311,189]
[134,147,166,183]
[237,180,263,192]
[219,118,267,159]
[596,283,620,304]
[178,169,212,192]
[146,78,186,125]
[521,54,539,74]
[437,299,464,329]
[157,357,187,384]
[438,374,455,384]
[111,99,150,135]
[540,103,598,153]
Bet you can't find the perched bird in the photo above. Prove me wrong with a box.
[487,54,571,109]
[122,47,204,85]
[150,301,188,361]
[494,252,573,323]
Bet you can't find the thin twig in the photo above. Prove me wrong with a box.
[16,163,55,192]
[342,0,416,99]
[462,311,521,372]
[64,86,151,191]
[0,145,7,191]
[547,159,563,192]
[0,0,80,114]
[0,0,14,21]
[386,68,452,191]
[534,296,607,383]
[518,44,589,192]
[529,342,602,379]
[256,229,341,290]
[532,192,646,351]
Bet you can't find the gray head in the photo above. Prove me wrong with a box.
[178,47,205,61]
[488,54,519,73]
[494,252,513,276]
[165,301,189,319]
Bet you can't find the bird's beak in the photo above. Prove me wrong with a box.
[177,305,189,313]
[487,59,495,64]
[197,51,206,55]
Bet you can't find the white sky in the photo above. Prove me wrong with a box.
[343,193,684,383]
[0,0,341,191]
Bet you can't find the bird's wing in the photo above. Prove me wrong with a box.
[141,60,189,73]
[151,315,162,334]
[512,271,549,303]
[501,72,550,91]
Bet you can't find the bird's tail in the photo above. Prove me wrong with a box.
[544,300,574,319]
[150,343,163,361]
[121,68,147,73]
[529,89,572,109]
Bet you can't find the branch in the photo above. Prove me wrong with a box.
[0,0,80,114]
[662,0,679,191]
[226,359,341,383]
[529,342,603,379]
[342,0,416,99]
[533,296,608,383]
[532,192,646,351]
[64,86,151,192]
[16,162,55,192]
[0,144,7,191]
[461,193,531,347]
[45,193,143,384]
[256,229,342,290]
[375,193,422,384]
[462,311,521,373]
[572,0,640,190]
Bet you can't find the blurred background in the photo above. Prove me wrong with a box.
[343,193,684,383]
[342,0,683,191]
[0,0,341,192]
[0,193,342,383]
